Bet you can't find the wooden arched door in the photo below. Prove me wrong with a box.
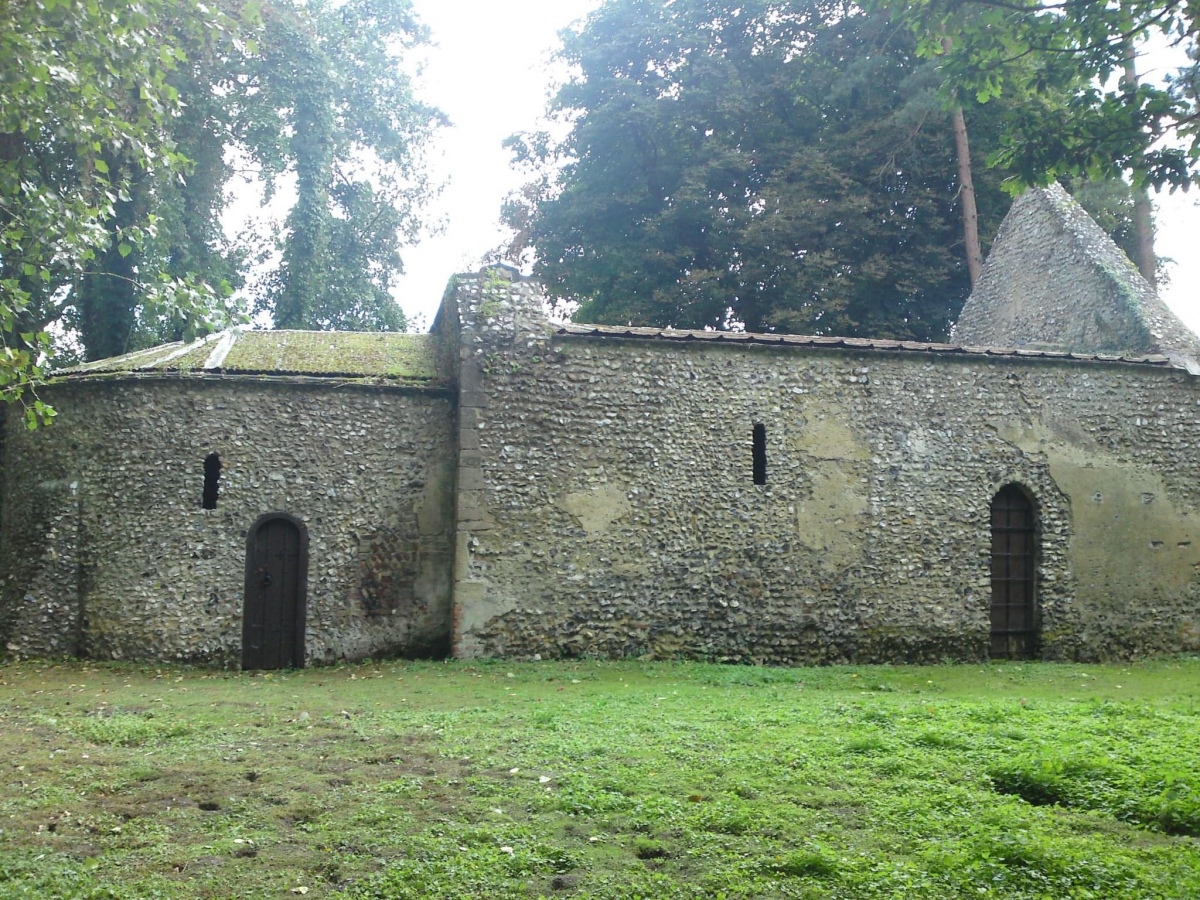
[243,512,308,669]
[989,485,1037,659]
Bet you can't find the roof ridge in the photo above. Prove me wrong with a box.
[202,328,241,370]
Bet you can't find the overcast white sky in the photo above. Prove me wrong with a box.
[394,0,1200,333]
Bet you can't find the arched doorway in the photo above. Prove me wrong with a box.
[989,485,1037,659]
[243,512,308,669]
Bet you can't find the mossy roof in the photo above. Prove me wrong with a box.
[58,329,440,384]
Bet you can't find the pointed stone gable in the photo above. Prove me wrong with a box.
[952,184,1200,365]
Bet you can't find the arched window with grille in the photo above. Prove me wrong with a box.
[989,484,1038,659]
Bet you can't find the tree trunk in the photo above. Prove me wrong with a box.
[0,132,22,162]
[943,38,983,288]
[1122,50,1157,290]
[951,104,984,288]
[77,150,145,361]
[1130,188,1156,290]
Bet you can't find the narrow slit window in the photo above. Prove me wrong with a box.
[202,453,222,509]
[752,423,767,485]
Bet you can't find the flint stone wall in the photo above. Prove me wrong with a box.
[449,278,1200,663]
[0,379,455,665]
[953,185,1200,360]
[4,261,1199,668]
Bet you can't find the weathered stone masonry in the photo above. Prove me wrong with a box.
[954,183,1200,362]
[1,365,456,666]
[444,272,1200,664]
[3,188,1199,666]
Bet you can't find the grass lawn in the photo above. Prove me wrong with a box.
[1,657,1198,899]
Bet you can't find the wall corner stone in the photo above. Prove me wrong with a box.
[441,266,551,658]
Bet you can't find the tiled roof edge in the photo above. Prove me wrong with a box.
[555,323,1181,369]
[43,370,452,390]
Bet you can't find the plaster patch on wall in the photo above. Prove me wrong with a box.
[794,408,870,461]
[416,459,455,537]
[454,580,517,656]
[993,419,1044,453]
[996,418,1199,602]
[794,462,867,570]
[1051,461,1197,602]
[559,483,631,538]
